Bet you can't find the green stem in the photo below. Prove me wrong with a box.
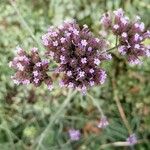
[87,93,104,117]
[101,45,119,54]
[100,139,147,149]
[35,89,77,150]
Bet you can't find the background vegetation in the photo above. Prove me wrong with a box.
[0,0,150,149]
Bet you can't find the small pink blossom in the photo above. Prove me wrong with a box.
[81,85,87,95]
[47,84,53,91]
[59,80,65,87]
[33,71,38,77]
[89,68,94,74]
[60,37,65,43]
[17,63,24,71]
[88,47,92,52]
[94,58,100,65]
[73,29,79,35]
[113,24,119,30]
[13,79,20,85]
[89,81,95,86]
[36,62,41,67]
[66,71,72,77]
[120,18,128,25]
[53,41,58,46]
[79,71,85,78]
[134,44,140,49]
[22,79,30,85]
[139,22,145,31]
[31,47,38,52]
[97,116,109,128]
[81,57,87,64]
[49,51,54,58]
[113,8,124,17]
[121,32,127,38]
[34,78,39,84]
[68,82,74,88]
[16,46,23,54]
[81,39,88,46]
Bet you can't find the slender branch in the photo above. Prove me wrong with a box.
[100,139,148,149]
[35,89,77,150]
[111,36,132,134]
[100,45,119,54]
[115,35,118,47]
[112,79,132,134]
[49,68,56,72]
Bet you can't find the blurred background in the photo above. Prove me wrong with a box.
[0,0,150,149]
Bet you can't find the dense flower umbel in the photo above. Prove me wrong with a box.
[9,46,53,90]
[42,20,111,93]
[100,8,150,65]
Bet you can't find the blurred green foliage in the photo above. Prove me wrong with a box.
[0,0,150,149]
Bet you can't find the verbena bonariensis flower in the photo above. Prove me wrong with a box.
[68,129,81,141]
[100,8,150,65]
[126,134,137,145]
[42,20,111,93]
[97,116,109,128]
[9,46,53,90]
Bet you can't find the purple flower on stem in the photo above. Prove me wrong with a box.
[97,116,109,128]
[9,46,53,89]
[100,13,112,29]
[100,8,150,65]
[126,134,137,145]
[68,129,81,141]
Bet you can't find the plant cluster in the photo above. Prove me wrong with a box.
[10,9,150,94]
[9,8,150,144]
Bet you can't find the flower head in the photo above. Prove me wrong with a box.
[101,8,150,65]
[68,129,81,141]
[9,47,53,89]
[43,20,110,93]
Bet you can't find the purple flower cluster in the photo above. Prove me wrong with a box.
[42,20,111,93]
[101,8,150,65]
[97,116,109,128]
[68,129,81,141]
[9,46,53,90]
[10,9,150,93]
[126,134,137,145]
